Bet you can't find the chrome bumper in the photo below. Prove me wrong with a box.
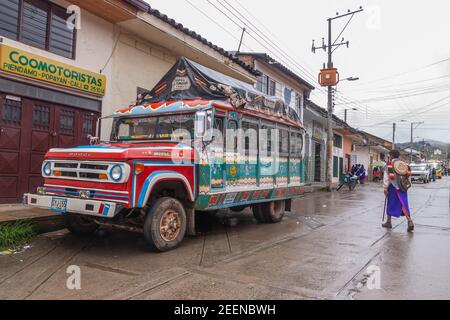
[23,193,121,218]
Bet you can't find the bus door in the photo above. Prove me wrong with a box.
[210,114,225,190]
[277,127,289,187]
[242,120,259,188]
[225,116,239,188]
[259,123,275,189]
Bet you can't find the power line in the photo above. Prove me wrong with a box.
[183,0,255,52]
[352,56,450,87]
[335,84,450,105]
[212,0,323,90]
[357,94,450,128]
[203,1,387,127]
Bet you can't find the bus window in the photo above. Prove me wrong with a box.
[227,120,238,153]
[263,126,272,157]
[290,131,303,157]
[290,131,297,155]
[279,129,289,155]
[213,116,224,148]
[297,133,304,156]
[242,121,258,157]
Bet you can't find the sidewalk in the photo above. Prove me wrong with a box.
[0,204,63,233]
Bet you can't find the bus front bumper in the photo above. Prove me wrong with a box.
[23,193,121,218]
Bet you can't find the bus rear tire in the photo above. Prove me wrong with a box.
[252,204,267,223]
[143,197,187,252]
[253,201,285,223]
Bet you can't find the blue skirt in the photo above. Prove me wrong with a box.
[387,184,410,218]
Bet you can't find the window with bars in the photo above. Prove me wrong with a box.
[59,110,75,133]
[32,105,50,129]
[0,0,76,59]
[82,114,94,136]
[1,98,22,126]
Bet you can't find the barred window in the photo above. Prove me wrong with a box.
[32,105,50,130]
[82,114,95,136]
[60,110,75,133]
[2,98,22,126]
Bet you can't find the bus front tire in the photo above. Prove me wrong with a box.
[143,197,187,252]
[65,213,98,235]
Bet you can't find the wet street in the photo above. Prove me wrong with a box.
[0,178,449,300]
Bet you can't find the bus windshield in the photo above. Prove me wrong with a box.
[113,113,194,142]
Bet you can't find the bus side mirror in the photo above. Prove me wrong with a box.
[195,111,206,138]
[195,111,213,140]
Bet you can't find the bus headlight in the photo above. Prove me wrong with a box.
[109,165,123,182]
[42,162,52,176]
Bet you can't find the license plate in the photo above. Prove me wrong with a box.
[51,197,67,213]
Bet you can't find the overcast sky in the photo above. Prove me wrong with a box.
[147,0,450,144]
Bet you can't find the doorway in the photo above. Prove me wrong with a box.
[0,94,99,203]
[314,142,322,182]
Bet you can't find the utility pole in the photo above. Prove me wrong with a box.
[392,122,396,150]
[410,121,424,163]
[312,7,364,191]
[410,123,413,163]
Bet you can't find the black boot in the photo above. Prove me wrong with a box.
[407,221,414,232]
[382,221,392,229]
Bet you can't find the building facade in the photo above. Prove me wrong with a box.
[303,100,366,185]
[351,131,392,181]
[235,52,314,123]
[0,0,257,203]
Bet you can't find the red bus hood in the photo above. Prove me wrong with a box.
[45,142,196,162]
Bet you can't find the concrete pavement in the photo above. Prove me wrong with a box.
[0,178,448,300]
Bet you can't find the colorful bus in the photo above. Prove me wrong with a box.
[24,58,305,251]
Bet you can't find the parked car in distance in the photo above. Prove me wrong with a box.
[410,163,431,184]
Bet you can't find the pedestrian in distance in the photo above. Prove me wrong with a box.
[382,150,415,232]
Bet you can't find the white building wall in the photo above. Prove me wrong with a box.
[2,0,257,140]
[254,60,306,120]
[332,133,344,184]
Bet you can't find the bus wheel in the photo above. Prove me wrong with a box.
[230,205,247,212]
[143,197,187,252]
[261,201,286,223]
[64,212,98,235]
[252,204,267,223]
[65,213,98,235]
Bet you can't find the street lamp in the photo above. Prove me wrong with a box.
[341,76,360,82]
[336,76,359,123]
[344,107,357,123]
